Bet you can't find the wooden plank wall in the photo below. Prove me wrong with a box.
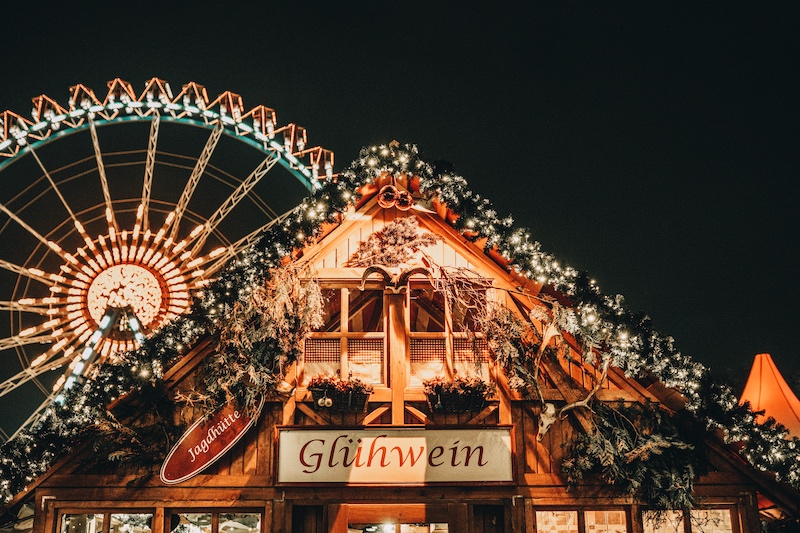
[313,209,476,271]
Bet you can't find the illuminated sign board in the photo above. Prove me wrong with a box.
[277,427,513,484]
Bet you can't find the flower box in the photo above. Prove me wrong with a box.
[426,392,487,414]
[423,375,493,414]
[310,388,371,412]
[308,373,373,412]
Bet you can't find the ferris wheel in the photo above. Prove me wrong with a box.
[0,77,334,443]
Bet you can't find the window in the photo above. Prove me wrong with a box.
[169,512,261,533]
[303,287,385,386]
[61,515,104,533]
[584,510,626,533]
[643,511,683,533]
[302,279,492,390]
[689,510,733,533]
[534,510,630,533]
[61,514,153,533]
[409,281,490,386]
[110,515,153,533]
[170,513,210,533]
[643,509,733,533]
[536,511,578,533]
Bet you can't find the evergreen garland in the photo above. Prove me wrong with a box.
[561,401,706,511]
[0,141,798,513]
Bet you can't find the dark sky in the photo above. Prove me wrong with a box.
[1,2,798,386]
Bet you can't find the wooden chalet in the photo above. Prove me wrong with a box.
[2,172,799,533]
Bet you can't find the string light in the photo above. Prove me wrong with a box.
[2,142,799,507]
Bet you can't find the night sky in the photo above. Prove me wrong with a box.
[1,2,798,390]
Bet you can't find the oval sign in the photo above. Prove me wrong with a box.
[160,397,264,484]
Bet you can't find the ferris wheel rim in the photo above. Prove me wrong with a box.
[0,115,318,191]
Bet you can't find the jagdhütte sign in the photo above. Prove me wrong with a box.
[160,398,264,484]
[277,427,513,484]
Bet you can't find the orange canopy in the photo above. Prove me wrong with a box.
[740,353,800,436]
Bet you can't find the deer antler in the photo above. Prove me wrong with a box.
[531,311,611,440]
[530,320,561,406]
[530,319,564,441]
[358,264,434,294]
[396,266,434,290]
[557,353,610,419]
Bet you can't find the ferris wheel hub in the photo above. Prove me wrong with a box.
[86,263,163,328]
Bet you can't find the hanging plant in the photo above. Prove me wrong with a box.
[191,264,324,416]
[344,215,439,268]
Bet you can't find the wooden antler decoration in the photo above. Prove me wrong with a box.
[358,264,434,294]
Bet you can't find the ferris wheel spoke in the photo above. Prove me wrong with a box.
[141,112,160,232]
[0,300,52,314]
[188,153,280,256]
[0,354,71,398]
[0,258,54,286]
[168,121,225,241]
[88,118,118,233]
[6,393,60,443]
[0,333,53,351]
[0,201,78,266]
[201,209,294,277]
[29,146,81,225]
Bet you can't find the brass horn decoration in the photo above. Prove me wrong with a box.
[378,184,399,208]
[395,190,414,211]
[376,182,414,211]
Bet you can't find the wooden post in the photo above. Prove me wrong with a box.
[386,291,406,424]
[152,508,165,533]
[447,503,469,532]
[328,504,348,533]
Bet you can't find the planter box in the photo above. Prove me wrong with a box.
[310,388,370,412]
[426,393,487,414]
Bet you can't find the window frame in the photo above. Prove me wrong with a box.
[301,282,388,388]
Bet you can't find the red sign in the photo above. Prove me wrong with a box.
[160,398,264,484]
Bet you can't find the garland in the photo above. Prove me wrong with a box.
[1,142,799,512]
[561,401,706,511]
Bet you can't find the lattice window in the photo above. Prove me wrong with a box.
[409,338,446,386]
[454,337,490,380]
[303,338,341,384]
[348,338,384,384]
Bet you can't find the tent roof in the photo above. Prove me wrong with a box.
[740,353,800,436]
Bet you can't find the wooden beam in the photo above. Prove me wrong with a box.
[296,403,330,425]
[404,404,433,425]
[467,404,498,425]
[541,352,594,434]
[387,292,406,425]
[363,404,390,425]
